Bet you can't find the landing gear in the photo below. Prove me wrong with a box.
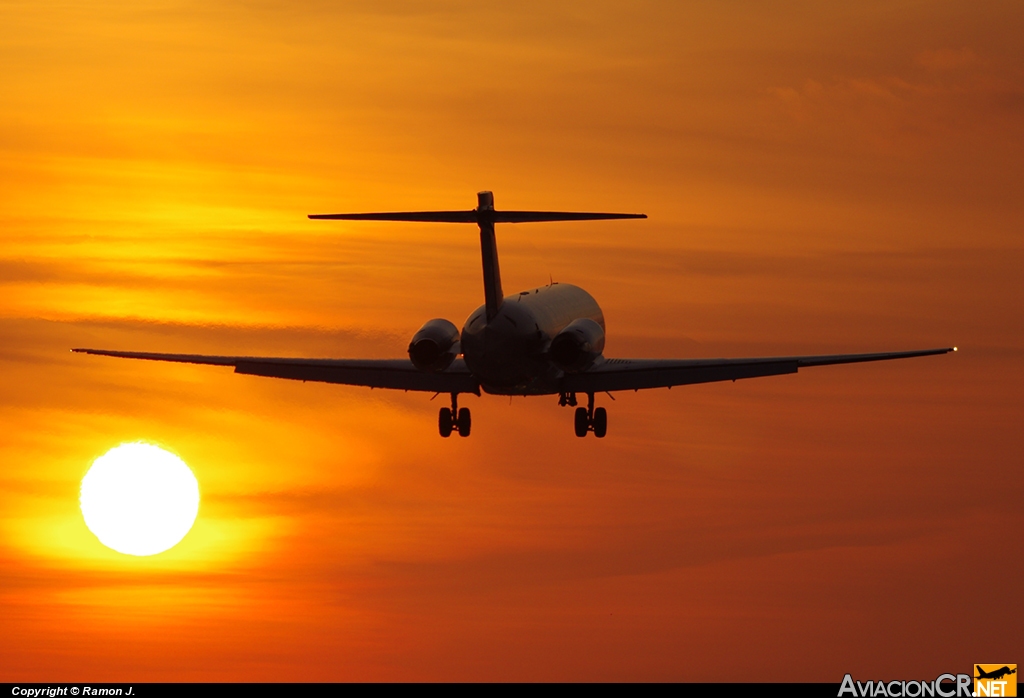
[438,407,453,438]
[574,407,589,437]
[592,407,607,438]
[439,393,471,438]
[567,392,608,438]
[457,407,471,437]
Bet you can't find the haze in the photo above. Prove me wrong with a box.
[1,0,1021,681]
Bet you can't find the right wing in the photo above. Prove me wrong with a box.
[71,349,480,394]
[561,348,955,393]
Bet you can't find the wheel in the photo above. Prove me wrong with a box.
[592,407,607,438]
[439,407,453,437]
[457,407,471,437]
[574,407,589,437]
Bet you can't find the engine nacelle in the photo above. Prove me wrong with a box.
[408,318,461,372]
[549,318,605,372]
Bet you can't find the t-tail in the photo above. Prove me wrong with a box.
[309,191,647,323]
[476,191,502,321]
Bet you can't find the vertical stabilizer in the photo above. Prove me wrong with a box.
[477,191,504,321]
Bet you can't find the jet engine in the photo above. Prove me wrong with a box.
[549,318,605,372]
[408,318,461,372]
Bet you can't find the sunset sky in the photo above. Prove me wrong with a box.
[1,0,1021,681]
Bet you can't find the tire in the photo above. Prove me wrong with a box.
[574,407,589,437]
[457,407,471,437]
[439,407,453,437]
[592,407,607,438]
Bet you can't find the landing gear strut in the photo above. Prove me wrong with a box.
[567,392,607,438]
[439,393,471,438]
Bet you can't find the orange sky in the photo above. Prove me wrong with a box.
[1,0,1022,681]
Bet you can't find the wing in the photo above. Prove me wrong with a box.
[71,349,480,394]
[561,348,955,393]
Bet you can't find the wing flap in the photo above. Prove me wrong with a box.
[563,348,954,393]
[562,358,799,392]
[234,359,479,393]
[71,349,479,394]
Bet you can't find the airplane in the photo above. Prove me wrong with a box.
[73,191,955,438]
[976,667,1017,681]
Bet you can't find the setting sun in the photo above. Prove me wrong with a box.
[79,442,200,556]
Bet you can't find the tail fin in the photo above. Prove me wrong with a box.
[309,191,647,322]
[476,191,503,321]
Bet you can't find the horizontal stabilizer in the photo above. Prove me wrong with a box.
[309,210,479,223]
[309,210,647,223]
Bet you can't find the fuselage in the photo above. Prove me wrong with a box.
[460,283,604,395]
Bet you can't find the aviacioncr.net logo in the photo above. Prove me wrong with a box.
[839,673,972,697]
[974,665,1017,697]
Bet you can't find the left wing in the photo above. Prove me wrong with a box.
[71,349,480,394]
[561,348,954,393]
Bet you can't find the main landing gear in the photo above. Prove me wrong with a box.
[561,392,607,438]
[439,393,471,438]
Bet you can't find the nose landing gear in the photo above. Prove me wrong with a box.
[564,392,607,438]
[439,393,471,438]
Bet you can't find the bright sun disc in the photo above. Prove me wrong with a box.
[80,442,200,556]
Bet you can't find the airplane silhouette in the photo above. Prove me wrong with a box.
[73,191,955,438]
[977,667,1017,681]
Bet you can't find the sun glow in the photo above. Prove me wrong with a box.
[80,442,200,556]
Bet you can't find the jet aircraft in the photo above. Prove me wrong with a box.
[73,191,954,438]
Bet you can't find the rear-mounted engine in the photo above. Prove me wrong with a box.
[549,318,605,372]
[408,318,461,372]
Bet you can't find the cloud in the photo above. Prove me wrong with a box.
[915,47,979,70]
